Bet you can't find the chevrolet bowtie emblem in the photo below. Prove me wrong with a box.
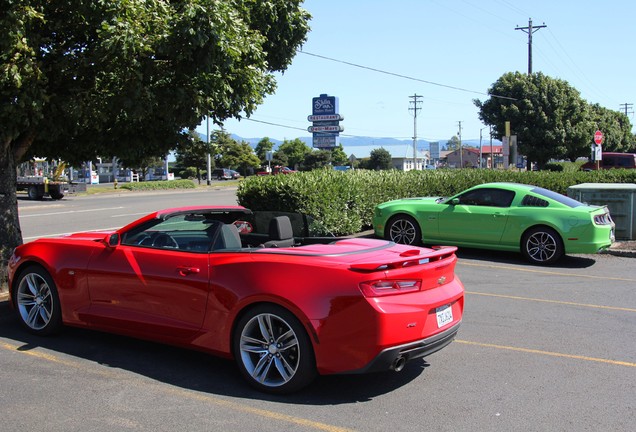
[437,276,446,285]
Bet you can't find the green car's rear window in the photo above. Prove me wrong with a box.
[530,187,583,208]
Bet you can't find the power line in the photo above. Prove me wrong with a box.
[297,50,516,101]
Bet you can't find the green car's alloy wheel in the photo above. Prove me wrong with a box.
[386,215,421,246]
[14,266,63,335]
[522,226,564,265]
[234,305,316,394]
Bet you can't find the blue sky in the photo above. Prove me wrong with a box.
[198,0,636,143]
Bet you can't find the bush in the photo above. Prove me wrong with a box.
[237,169,636,236]
[120,179,196,191]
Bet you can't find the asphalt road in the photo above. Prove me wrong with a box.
[1,189,635,431]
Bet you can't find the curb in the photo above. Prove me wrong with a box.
[601,248,636,258]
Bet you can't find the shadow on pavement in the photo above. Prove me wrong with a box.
[452,246,598,269]
[0,299,427,404]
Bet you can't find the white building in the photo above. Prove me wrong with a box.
[341,143,431,171]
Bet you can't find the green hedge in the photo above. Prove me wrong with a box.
[119,179,196,191]
[237,169,636,236]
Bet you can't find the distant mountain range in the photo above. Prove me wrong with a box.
[226,134,498,150]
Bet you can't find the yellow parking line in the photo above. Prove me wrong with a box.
[466,291,636,313]
[0,340,355,432]
[1,341,114,374]
[455,340,636,367]
[458,261,636,282]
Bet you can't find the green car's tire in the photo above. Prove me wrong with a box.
[385,215,422,246]
[521,226,564,265]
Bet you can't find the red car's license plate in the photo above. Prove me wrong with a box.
[436,304,453,328]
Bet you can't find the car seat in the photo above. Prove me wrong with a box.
[262,216,295,248]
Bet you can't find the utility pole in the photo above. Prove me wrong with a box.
[409,94,423,171]
[619,103,633,117]
[479,126,489,169]
[515,18,546,75]
[457,121,463,168]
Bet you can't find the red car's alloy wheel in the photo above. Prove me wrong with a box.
[234,305,316,394]
[14,266,62,335]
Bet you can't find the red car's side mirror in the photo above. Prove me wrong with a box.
[107,233,120,248]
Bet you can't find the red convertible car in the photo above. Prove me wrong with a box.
[8,206,464,393]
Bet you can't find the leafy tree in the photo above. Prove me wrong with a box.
[275,138,311,169]
[474,72,590,169]
[331,144,349,166]
[368,148,392,170]
[175,129,215,183]
[215,132,261,175]
[133,156,166,180]
[446,136,461,151]
[303,150,332,170]
[255,137,275,166]
[587,104,635,154]
[271,151,290,168]
[0,1,310,286]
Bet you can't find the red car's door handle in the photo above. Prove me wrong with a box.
[177,266,200,276]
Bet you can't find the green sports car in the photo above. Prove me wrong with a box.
[373,182,615,265]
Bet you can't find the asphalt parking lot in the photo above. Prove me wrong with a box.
[0,189,634,431]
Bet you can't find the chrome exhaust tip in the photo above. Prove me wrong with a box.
[392,356,406,372]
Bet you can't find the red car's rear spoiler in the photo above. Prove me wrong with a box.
[349,246,457,272]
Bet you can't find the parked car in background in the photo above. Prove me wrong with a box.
[257,166,297,175]
[211,168,234,180]
[581,152,636,170]
[229,169,241,179]
[8,206,464,394]
[373,182,615,265]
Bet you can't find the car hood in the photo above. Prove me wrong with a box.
[62,231,115,241]
[378,196,441,207]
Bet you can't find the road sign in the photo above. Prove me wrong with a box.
[307,114,344,122]
[310,94,342,149]
[594,130,604,145]
[313,136,337,148]
[308,125,344,133]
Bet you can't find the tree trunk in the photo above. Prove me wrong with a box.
[0,144,23,293]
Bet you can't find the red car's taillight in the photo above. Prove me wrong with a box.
[359,279,422,297]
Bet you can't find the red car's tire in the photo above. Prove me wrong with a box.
[385,215,422,246]
[233,304,316,394]
[13,265,63,336]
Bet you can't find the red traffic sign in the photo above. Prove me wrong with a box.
[594,130,603,145]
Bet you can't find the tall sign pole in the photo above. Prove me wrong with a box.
[206,116,211,185]
[593,130,604,170]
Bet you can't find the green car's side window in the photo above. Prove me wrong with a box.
[458,188,514,207]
